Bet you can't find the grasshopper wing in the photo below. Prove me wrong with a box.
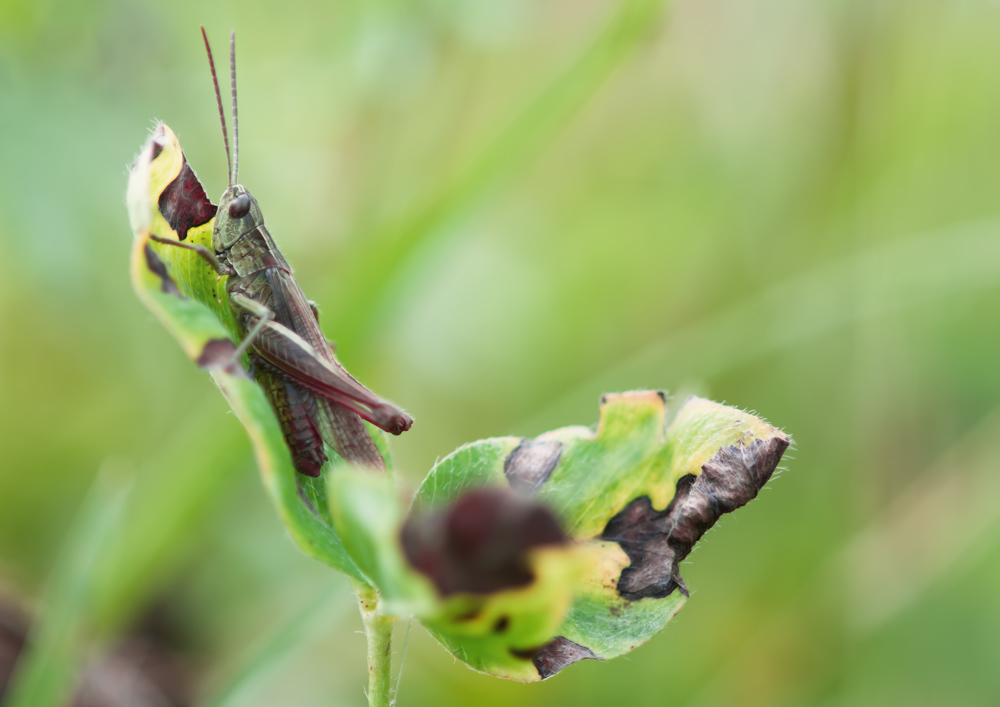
[313,396,385,470]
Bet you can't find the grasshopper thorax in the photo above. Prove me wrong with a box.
[214,184,265,252]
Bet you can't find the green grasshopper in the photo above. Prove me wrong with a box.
[152,29,412,474]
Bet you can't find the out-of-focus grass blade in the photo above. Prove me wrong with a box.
[198,581,354,707]
[90,403,249,634]
[530,217,1000,429]
[330,0,675,346]
[681,405,1000,707]
[2,462,132,707]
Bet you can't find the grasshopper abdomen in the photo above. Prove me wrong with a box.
[255,363,328,477]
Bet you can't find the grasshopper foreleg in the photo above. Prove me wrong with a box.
[149,234,227,275]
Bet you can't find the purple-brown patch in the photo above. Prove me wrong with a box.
[401,488,567,597]
[144,244,183,298]
[196,338,245,378]
[158,158,216,242]
[529,636,599,679]
[601,435,789,600]
[504,439,562,495]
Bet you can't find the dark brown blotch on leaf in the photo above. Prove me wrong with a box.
[401,488,567,597]
[144,244,183,298]
[196,338,245,378]
[158,157,216,242]
[524,636,599,680]
[602,436,789,601]
[504,439,562,495]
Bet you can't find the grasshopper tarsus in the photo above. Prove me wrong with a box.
[377,407,413,436]
[149,233,228,275]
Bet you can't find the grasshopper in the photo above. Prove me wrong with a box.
[151,29,412,474]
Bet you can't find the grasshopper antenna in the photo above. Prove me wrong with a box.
[200,26,232,187]
[230,30,239,185]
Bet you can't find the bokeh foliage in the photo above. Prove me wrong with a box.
[2,0,1000,705]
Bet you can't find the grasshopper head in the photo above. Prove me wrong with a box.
[213,184,264,252]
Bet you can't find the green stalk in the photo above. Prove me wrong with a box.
[352,580,396,707]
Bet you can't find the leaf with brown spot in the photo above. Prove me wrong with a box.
[410,392,790,679]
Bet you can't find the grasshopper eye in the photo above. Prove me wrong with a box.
[229,193,251,219]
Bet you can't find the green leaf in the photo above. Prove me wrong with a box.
[415,542,587,682]
[327,468,436,616]
[127,123,364,580]
[412,391,790,680]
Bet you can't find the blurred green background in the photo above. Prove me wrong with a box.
[2,0,1000,704]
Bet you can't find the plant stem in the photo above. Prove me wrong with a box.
[352,580,395,707]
